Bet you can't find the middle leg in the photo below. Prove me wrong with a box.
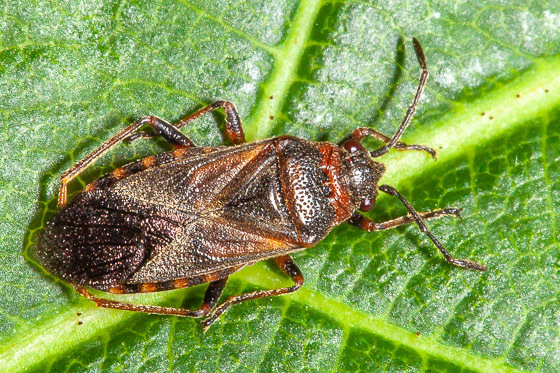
[378,184,487,271]
[349,207,462,231]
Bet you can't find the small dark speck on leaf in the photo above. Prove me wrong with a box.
[76,312,81,316]
[516,94,520,98]
[269,95,273,99]
[416,331,420,336]
[489,116,494,120]
[545,89,549,93]
[77,321,83,325]
[481,112,485,116]
[269,116,274,120]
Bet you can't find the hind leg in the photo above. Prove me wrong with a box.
[201,255,304,332]
[127,100,246,145]
[75,277,228,318]
[58,100,246,207]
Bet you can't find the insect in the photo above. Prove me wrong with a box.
[37,38,486,331]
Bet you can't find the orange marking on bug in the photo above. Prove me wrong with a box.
[84,183,97,192]
[141,155,157,168]
[173,278,191,289]
[140,283,158,293]
[173,147,189,159]
[203,272,220,283]
[317,144,355,223]
[275,256,289,267]
[294,274,305,284]
[109,286,124,294]
[112,167,128,179]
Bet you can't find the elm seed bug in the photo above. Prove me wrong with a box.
[37,38,486,331]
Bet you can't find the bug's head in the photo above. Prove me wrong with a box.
[341,139,386,212]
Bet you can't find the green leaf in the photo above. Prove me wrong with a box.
[1,0,560,371]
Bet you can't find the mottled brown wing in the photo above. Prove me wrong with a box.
[38,140,301,289]
[127,215,302,284]
[124,140,305,284]
[37,190,185,289]
[109,142,272,215]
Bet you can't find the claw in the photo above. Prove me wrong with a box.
[451,258,487,271]
[442,207,463,218]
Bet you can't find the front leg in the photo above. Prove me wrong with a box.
[341,127,436,159]
[377,184,487,271]
[349,207,462,231]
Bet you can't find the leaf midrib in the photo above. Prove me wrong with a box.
[245,0,323,140]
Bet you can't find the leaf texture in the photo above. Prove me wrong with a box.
[1,0,560,372]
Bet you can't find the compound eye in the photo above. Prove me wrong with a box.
[360,198,375,212]
[343,139,363,153]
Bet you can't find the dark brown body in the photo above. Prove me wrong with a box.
[37,40,485,330]
[38,137,383,293]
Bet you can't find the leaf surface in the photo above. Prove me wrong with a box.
[1,0,560,372]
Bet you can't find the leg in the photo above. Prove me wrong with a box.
[75,277,228,318]
[201,255,304,332]
[58,115,195,207]
[174,100,245,145]
[342,127,436,159]
[124,119,195,148]
[349,207,462,231]
[128,101,245,145]
[370,38,429,158]
[377,184,487,271]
